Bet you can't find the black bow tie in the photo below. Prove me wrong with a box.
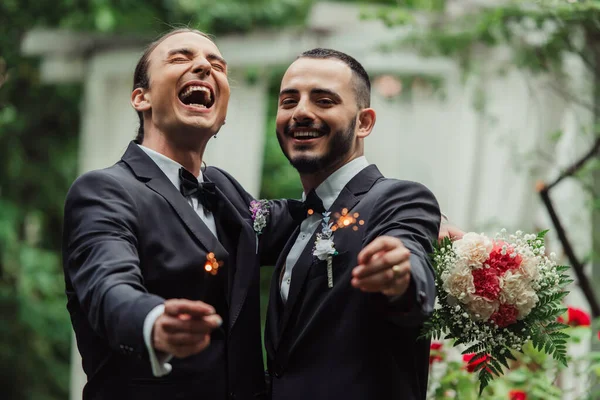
[289,189,326,223]
[179,167,218,212]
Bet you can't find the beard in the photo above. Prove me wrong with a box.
[277,117,356,174]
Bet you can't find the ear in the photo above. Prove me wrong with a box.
[131,87,151,112]
[356,108,376,139]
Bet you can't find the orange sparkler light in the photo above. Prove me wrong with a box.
[332,210,362,230]
[204,253,223,275]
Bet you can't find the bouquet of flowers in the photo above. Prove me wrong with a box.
[423,229,572,394]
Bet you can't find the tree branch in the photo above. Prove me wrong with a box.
[545,136,600,191]
[538,188,600,317]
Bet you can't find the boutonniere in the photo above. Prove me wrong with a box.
[249,200,270,235]
[313,212,338,288]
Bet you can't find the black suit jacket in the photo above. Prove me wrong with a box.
[265,165,440,400]
[62,142,292,400]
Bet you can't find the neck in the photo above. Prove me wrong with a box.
[299,153,361,193]
[142,127,211,177]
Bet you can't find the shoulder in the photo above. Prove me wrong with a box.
[204,166,249,199]
[67,163,134,201]
[371,178,438,202]
[204,166,236,185]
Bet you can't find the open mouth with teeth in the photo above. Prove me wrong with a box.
[291,131,326,141]
[178,85,214,109]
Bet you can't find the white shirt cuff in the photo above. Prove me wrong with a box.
[143,304,173,377]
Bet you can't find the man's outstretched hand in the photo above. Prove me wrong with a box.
[352,236,411,297]
[153,299,222,358]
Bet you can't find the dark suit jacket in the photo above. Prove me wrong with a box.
[265,165,440,400]
[62,142,292,400]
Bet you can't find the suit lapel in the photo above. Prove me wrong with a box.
[279,187,360,333]
[212,184,256,332]
[266,227,300,353]
[121,142,228,262]
[278,165,385,339]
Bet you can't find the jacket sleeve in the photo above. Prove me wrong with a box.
[362,180,441,326]
[258,199,297,266]
[63,171,164,357]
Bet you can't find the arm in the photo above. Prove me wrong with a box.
[64,172,220,368]
[63,171,164,357]
[258,199,297,266]
[352,181,441,326]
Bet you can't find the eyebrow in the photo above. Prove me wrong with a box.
[166,49,228,67]
[167,48,194,58]
[279,87,342,101]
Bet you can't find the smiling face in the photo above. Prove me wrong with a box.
[132,31,230,147]
[276,57,367,175]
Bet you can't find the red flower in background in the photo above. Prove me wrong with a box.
[487,242,522,273]
[490,304,519,328]
[472,267,502,300]
[429,342,443,364]
[509,389,527,400]
[567,307,590,327]
[463,353,491,373]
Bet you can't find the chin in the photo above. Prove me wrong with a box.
[289,155,324,174]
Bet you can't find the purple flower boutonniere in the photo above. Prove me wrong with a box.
[250,200,270,235]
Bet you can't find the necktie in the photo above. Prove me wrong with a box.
[179,167,218,212]
[288,189,326,223]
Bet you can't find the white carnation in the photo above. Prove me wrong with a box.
[518,254,541,282]
[465,296,499,321]
[442,261,475,303]
[499,271,539,319]
[453,232,493,267]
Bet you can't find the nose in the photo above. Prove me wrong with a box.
[292,99,314,123]
[192,58,211,77]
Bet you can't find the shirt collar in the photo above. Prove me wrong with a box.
[303,156,370,210]
[138,144,204,189]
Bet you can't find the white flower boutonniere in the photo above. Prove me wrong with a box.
[313,212,338,288]
[249,200,270,235]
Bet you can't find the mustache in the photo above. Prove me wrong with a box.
[284,121,330,136]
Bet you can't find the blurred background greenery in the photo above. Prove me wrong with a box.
[3,0,600,399]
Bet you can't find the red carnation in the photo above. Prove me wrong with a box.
[567,307,591,327]
[509,389,527,400]
[490,304,519,328]
[429,342,443,364]
[472,267,501,300]
[487,242,522,273]
[462,353,491,373]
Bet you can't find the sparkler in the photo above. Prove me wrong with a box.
[204,252,223,275]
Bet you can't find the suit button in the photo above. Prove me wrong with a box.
[229,392,236,399]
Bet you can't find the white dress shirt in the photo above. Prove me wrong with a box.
[280,156,370,302]
[138,144,218,377]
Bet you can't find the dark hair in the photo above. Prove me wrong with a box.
[298,48,371,109]
[132,28,214,143]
